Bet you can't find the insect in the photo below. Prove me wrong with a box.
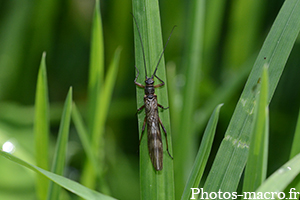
[132,13,175,171]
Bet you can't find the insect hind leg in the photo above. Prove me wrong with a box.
[136,104,145,115]
[139,117,147,146]
[159,117,173,159]
[158,103,169,110]
[137,117,147,154]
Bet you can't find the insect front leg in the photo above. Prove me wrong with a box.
[134,66,145,88]
[154,74,165,88]
[159,117,173,159]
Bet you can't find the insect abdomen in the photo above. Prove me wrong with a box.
[147,127,163,170]
[145,95,163,171]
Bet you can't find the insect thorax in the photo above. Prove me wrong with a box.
[145,85,155,95]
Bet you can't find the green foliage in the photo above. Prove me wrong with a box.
[47,88,72,200]
[181,104,223,200]
[0,0,300,199]
[243,66,269,192]
[0,150,115,200]
[34,52,50,200]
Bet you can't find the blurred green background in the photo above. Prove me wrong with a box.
[0,0,300,199]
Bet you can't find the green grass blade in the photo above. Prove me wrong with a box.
[175,0,205,195]
[92,47,122,146]
[71,103,98,173]
[132,0,175,199]
[82,0,104,188]
[181,104,223,200]
[253,153,300,199]
[285,107,300,199]
[204,0,226,60]
[34,52,50,200]
[290,108,300,159]
[92,46,122,160]
[87,0,104,140]
[243,66,269,192]
[47,88,72,200]
[0,151,116,200]
[203,0,300,196]
[82,47,121,191]
[87,0,104,130]
[87,0,104,124]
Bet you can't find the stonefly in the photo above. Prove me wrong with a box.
[132,13,175,171]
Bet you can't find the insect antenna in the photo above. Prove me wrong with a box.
[151,25,176,79]
[131,13,148,79]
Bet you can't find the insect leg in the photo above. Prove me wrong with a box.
[134,66,145,88]
[139,117,147,146]
[137,104,145,112]
[154,74,165,88]
[159,117,173,159]
[136,104,145,116]
[158,104,169,110]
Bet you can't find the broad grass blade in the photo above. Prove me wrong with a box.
[243,66,269,192]
[132,0,175,199]
[203,0,300,196]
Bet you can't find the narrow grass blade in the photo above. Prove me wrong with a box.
[87,0,104,125]
[175,0,205,195]
[181,104,223,200]
[34,52,50,200]
[47,88,72,200]
[71,103,98,173]
[253,153,300,200]
[132,0,175,199]
[285,108,300,199]
[87,0,104,130]
[87,0,104,145]
[0,151,116,200]
[92,47,122,147]
[243,66,269,192]
[91,46,121,171]
[82,47,121,191]
[203,0,300,196]
[82,0,104,188]
[290,108,300,159]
